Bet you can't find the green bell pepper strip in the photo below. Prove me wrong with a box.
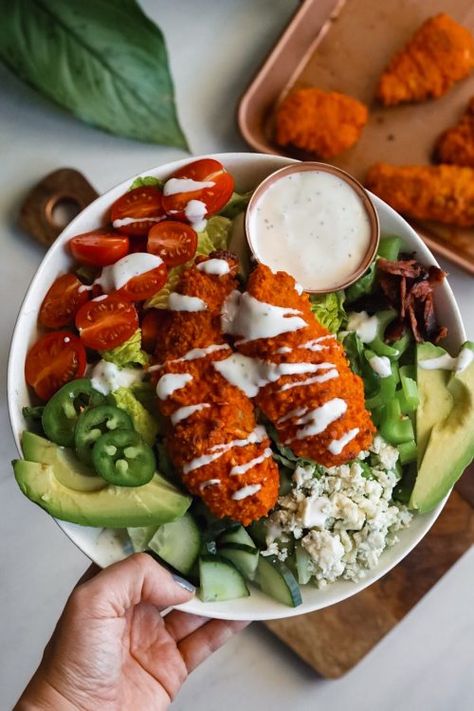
[364,354,399,410]
[379,400,415,445]
[398,439,418,465]
[92,430,155,487]
[399,372,419,413]
[377,235,402,261]
[42,379,106,447]
[74,405,134,465]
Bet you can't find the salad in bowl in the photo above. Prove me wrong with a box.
[8,153,472,620]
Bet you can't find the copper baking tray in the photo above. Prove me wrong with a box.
[238,0,474,274]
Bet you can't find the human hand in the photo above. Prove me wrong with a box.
[17,553,249,710]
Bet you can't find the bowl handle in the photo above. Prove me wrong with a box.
[18,168,98,248]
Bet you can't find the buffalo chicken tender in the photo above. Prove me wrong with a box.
[434,97,474,167]
[275,88,368,159]
[366,162,474,227]
[152,252,279,526]
[376,14,474,106]
[227,264,375,467]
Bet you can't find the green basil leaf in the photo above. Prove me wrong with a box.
[0,0,188,149]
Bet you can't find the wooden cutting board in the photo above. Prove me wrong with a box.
[264,474,474,678]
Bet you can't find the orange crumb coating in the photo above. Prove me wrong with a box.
[275,87,368,159]
[151,254,279,525]
[366,162,474,227]
[376,14,474,106]
[236,265,375,467]
[434,97,474,167]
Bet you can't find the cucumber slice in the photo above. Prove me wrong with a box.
[295,543,313,585]
[219,525,257,549]
[199,555,249,602]
[127,526,158,552]
[148,512,201,575]
[257,555,302,607]
[219,543,259,581]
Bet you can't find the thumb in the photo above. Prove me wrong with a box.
[72,553,194,619]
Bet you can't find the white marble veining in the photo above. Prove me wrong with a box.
[0,1,473,709]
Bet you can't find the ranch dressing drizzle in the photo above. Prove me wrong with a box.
[171,403,210,426]
[163,178,215,196]
[200,479,220,491]
[112,216,165,229]
[419,346,474,373]
[277,369,339,392]
[298,335,336,352]
[95,253,164,293]
[248,170,371,291]
[168,293,208,312]
[224,292,306,341]
[147,344,230,372]
[197,259,230,276]
[346,311,378,343]
[292,398,347,440]
[213,353,333,398]
[368,355,392,378]
[229,448,273,476]
[328,428,360,455]
[182,425,267,475]
[184,199,207,232]
[277,407,308,424]
[232,484,262,501]
[156,373,192,400]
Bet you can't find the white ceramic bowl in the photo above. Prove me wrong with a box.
[8,152,465,621]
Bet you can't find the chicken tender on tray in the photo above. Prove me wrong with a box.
[434,97,474,167]
[152,252,279,526]
[275,87,368,159]
[376,14,474,106]
[221,264,375,468]
[366,162,474,227]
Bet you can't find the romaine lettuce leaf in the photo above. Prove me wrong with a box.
[129,176,163,190]
[101,329,149,367]
[110,387,159,446]
[219,191,253,219]
[309,291,346,334]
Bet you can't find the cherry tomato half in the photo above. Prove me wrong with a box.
[147,220,197,267]
[25,332,87,401]
[110,186,166,237]
[141,309,169,353]
[116,261,168,302]
[75,297,139,351]
[38,274,90,330]
[161,159,234,221]
[69,230,129,267]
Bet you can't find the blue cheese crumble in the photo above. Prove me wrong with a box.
[261,436,412,586]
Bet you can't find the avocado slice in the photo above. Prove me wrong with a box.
[22,432,106,492]
[13,459,191,528]
[410,343,474,512]
[416,343,454,465]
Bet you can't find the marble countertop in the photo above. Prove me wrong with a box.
[1,1,473,708]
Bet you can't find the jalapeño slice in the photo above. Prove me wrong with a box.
[92,430,155,487]
[42,379,105,447]
[75,405,133,465]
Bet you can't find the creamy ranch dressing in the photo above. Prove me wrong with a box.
[232,484,262,501]
[170,403,210,426]
[368,355,392,378]
[182,425,267,475]
[163,178,215,196]
[91,361,143,396]
[95,253,163,293]
[419,347,474,373]
[224,292,306,341]
[197,259,230,276]
[156,373,193,400]
[213,352,333,398]
[328,427,360,455]
[346,311,379,343]
[229,448,273,476]
[112,216,164,229]
[277,369,339,392]
[292,398,347,440]
[248,170,372,291]
[184,199,207,232]
[168,293,208,312]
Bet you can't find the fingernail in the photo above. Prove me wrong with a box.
[172,573,196,593]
